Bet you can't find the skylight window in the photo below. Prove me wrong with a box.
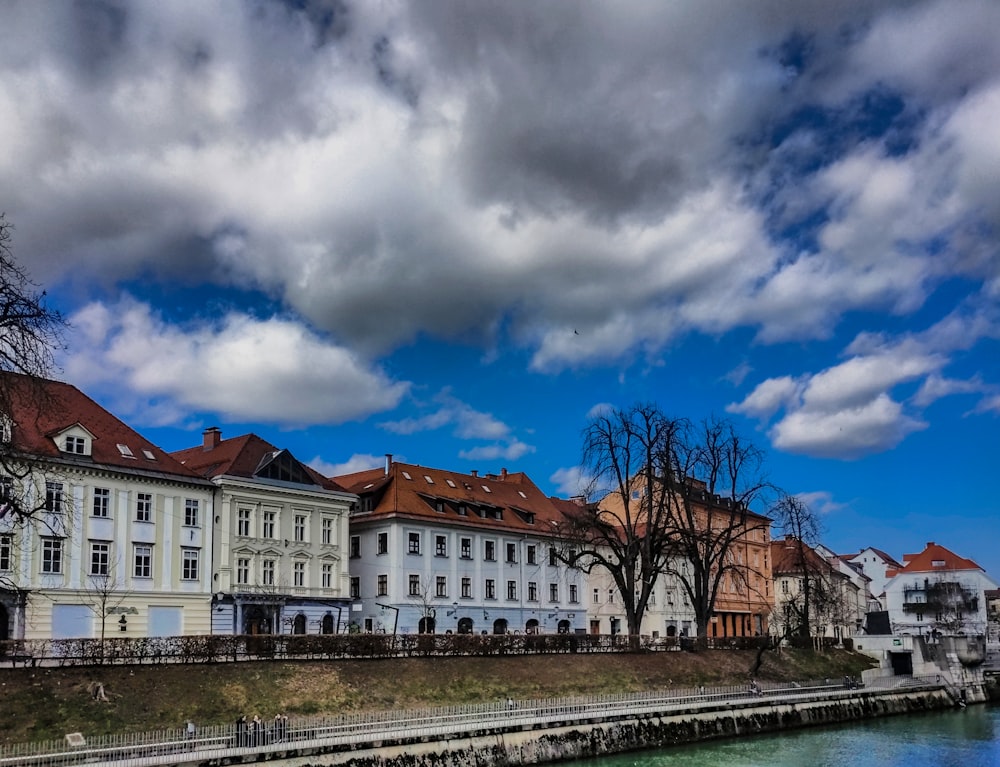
[402,471,412,480]
[364,483,374,489]
[142,449,156,460]
[446,479,456,488]
[482,485,491,493]
[424,475,434,484]
[518,491,527,499]
[117,443,134,458]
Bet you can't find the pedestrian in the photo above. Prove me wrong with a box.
[235,715,248,748]
[186,720,195,739]
[506,696,514,712]
[251,714,263,747]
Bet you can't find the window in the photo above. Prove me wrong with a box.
[527,581,538,601]
[434,500,444,513]
[117,443,134,458]
[322,517,333,545]
[134,545,152,578]
[0,535,11,571]
[436,575,447,598]
[184,499,199,527]
[0,476,11,503]
[461,577,472,598]
[457,504,467,516]
[485,579,496,600]
[45,481,64,513]
[350,535,360,558]
[262,511,276,539]
[42,539,62,574]
[294,515,306,542]
[409,574,421,596]
[377,532,388,555]
[237,508,251,536]
[236,558,249,585]
[135,493,152,522]
[548,547,557,567]
[377,574,388,596]
[436,535,447,557]
[408,532,421,555]
[350,576,360,598]
[322,563,333,589]
[181,549,199,580]
[507,580,517,600]
[593,588,600,604]
[484,540,496,561]
[92,487,110,518]
[506,543,517,563]
[293,561,305,587]
[262,558,276,586]
[608,589,615,604]
[460,537,472,559]
[569,584,578,603]
[90,541,110,576]
[781,580,789,595]
[64,435,86,454]
[550,583,559,602]
[526,545,536,565]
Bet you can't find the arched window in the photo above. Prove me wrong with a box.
[525,619,539,635]
[418,616,436,634]
[457,617,474,634]
[293,613,306,635]
[557,619,570,634]
[321,613,334,634]
[492,618,509,635]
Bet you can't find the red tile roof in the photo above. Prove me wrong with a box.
[172,431,349,493]
[770,538,838,577]
[3,372,203,479]
[335,461,568,535]
[885,541,985,578]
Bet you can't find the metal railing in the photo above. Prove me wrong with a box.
[0,675,944,767]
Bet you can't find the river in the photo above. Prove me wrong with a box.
[566,706,1000,767]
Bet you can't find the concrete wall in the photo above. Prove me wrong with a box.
[171,688,953,767]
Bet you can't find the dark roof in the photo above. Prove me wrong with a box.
[770,537,840,578]
[172,432,350,493]
[3,372,203,480]
[335,461,568,535]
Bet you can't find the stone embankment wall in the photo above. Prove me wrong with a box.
[199,688,953,767]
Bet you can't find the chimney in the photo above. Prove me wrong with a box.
[500,467,508,480]
[385,454,393,476]
[470,469,478,478]
[202,427,221,450]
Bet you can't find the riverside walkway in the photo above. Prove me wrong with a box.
[0,675,944,767]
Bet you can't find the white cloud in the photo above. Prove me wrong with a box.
[458,440,535,462]
[63,299,409,426]
[311,453,385,478]
[550,466,593,498]
[793,491,848,516]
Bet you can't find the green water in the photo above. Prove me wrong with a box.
[567,706,1000,767]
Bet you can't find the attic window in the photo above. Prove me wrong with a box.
[64,436,86,454]
[481,485,491,493]
[364,483,374,490]
[434,500,445,513]
[424,475,434,484]
[932,559,946,567]
[402,471,412,480]
[117,443,135,458]
[518,491,527,499]
[446,479,456,488]
[142,450,156,461]
[457,504,467,516]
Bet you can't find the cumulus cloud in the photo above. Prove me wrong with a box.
[550,466,594,498]
[63,299,409,426]
[730,308,996,458]
[311,453,385,478]
[380,390,533,462]
[4,0,999,374]
[793,491,848,516]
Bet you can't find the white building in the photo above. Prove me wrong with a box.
[0,374,216,640]
[882,541,998,637]
[845,546,903,610]
[172,428,356,635]
[336,458,586,635]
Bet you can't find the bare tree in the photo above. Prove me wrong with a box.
[81,553,131,661]
[0,214,66,525]
[406,576,440,633]
[770,495,822,639]
[559,404,680,638]
[658,416,773,639]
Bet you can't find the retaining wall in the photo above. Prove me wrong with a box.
[184,687,954,767]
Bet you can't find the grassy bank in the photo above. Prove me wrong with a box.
[1,647,877,744]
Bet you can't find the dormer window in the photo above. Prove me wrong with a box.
[64,436,87,454]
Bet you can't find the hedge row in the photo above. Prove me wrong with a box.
[0,632,787,666]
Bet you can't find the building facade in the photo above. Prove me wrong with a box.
[0,375,216,641]
[336,459,586,635]
[172,428,356,635]
[882,541,998,637]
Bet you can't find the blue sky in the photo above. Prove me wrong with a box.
[2,1,998,578]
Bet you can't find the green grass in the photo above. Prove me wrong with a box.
[0,647,877,744]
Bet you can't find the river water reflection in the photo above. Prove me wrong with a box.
[566,706,1000,767]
